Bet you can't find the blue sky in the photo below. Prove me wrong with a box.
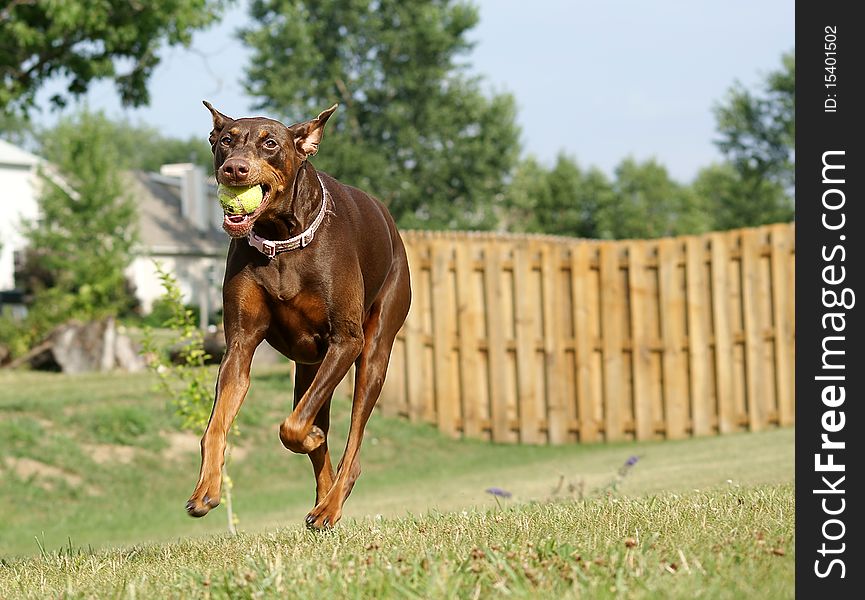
[35,0,793,182]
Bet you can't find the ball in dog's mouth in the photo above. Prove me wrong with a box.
[219,184,271,237]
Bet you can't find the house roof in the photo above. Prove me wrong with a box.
[0,137,231,258]
[129,171,229,257]
[0,139,40,168]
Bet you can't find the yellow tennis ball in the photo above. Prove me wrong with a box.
[218,184,264,214]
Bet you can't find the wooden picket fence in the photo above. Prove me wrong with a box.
[353,223,794,444]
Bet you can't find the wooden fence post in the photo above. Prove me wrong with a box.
[770,224,795,427]
[685,236,713,436]
[710,232,736,433]
[599,243,626,441]
[628,241,654,440]
[571,243,599,442]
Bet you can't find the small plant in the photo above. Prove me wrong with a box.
[139,261,239,534]
[600,454,641,495]
[549,455,642,501]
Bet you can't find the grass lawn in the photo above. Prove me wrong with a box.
[0,367,794,598]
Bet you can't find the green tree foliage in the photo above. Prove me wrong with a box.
[702,51,794,229]
[240,0,520,229]
[0,0,228,118]
[602,158,709,239]
[504,52,794,239]
[691,163,790,231]
[21,110,137,342]
[504,155,708,240]
[0,111,35,146]
[95,119,213,172]
[503,154,615,238]
[140,264,212,433]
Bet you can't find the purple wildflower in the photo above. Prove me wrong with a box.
[616,455,641,479]
[485,487,512,498]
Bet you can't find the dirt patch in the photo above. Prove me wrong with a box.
[33,417,55,430]
[160,431,249,462]
[2,457,83,489]
[83,443,136,464]
[162,431,201,461]
[225,442,249,462]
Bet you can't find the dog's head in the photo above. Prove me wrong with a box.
[203,101,338,238]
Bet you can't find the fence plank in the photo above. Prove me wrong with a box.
[658,238,689,439]
[599,243,626,441]
[403,241,429,422]
[380,339,405,417]
[786,224,796,344]
[740,228,766,431]
[710,232,736,433]
[430,240,459,438]
[483,242,510,442]
[570,243,599,442]
[455,243,483,439]
[540,243,568,443]
[627,242,654,440]
[513,242,541,443]
[685,236,712,436]
[770,223,795,426]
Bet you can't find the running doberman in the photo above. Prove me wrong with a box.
[185,102,411,529]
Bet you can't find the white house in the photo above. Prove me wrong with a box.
[0,139,227,323]
[0,139,41,293]
[127,163,228,325]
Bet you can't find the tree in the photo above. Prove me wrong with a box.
[708,51,794,228]
[21,110,137,342]
[240,0,520,230]
[691,163,790,231]
[94,119,213,172]
[500,157,553,233]
[599,158,710,239]
[503,154,614,238]
[502,155,711,240]
[546,158,615,238]
[0,110,35,147]
[1,0,228,118]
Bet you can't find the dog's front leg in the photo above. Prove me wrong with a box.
[279,331,363,454]
[186,290,268,518]
[186,338,259,517]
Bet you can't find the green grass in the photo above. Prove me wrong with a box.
[0,368,794,598]
[1,485,793,599]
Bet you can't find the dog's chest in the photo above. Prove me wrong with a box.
[254,260,304,300]
[253,263,330,362]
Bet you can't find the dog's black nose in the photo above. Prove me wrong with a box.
[222,158,250,180]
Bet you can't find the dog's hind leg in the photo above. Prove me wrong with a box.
[278,325,363,455]
[293,363,336,504]
[305,255,411,530]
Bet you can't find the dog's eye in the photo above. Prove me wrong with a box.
[263,139,278,150]
[220,135,232,146]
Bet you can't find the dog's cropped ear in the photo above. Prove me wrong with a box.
[292,104,338,157]
[203,100,233,146]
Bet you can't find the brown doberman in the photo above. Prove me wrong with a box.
[185,102,411,529]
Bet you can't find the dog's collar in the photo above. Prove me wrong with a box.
[247,174,330,259]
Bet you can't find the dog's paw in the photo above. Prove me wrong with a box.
[279,421,326,454]
[186,490,220,517]
[304,425,326,451]
[305,502,341,531]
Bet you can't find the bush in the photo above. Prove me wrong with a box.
[74,406,155,446]
[0,313,30,360]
